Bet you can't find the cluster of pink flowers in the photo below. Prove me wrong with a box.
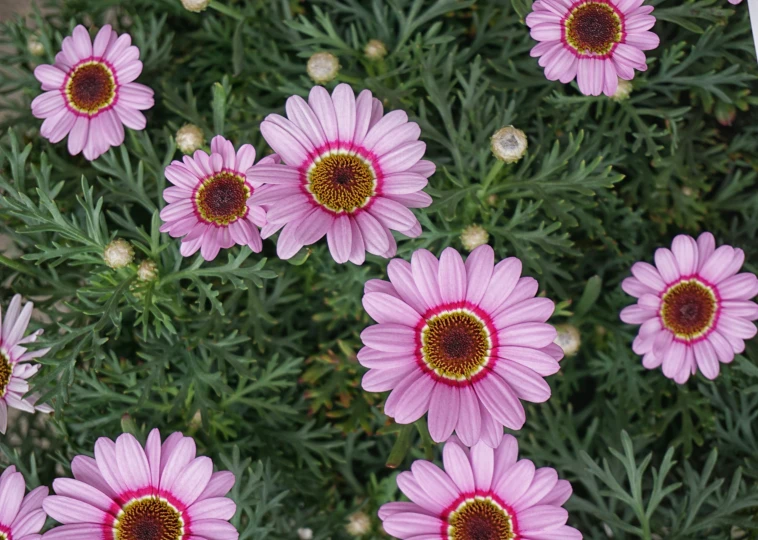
[20,14,758,540]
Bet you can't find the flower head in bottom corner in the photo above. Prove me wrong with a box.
[621,232,758,383]
[0,295,52,434]
[0,465,49,540]
[160,135,278,261]
[42,429,239,540]
[379,436,581,539]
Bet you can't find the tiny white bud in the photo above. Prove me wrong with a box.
[27,35,45,57]
[364,39,388,60]
[137,260,159,282]
[103,239,134,269]
[554,324,581,357]
[297,528,314,540]
[490,126,528,164]
[346,511,371,536]
[181,0,211,12]
[307,52,340,84]
[460,225,489,252]
[611,79,633,102]
[175,124,205,155]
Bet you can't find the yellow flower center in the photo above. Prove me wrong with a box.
[115,497,183,540]
[306,152,376,213]
[66,61,116,115]
[421,310,492,381]
[565,2,623,56]
[194,172,251,226]
[660,279,718,340]
[448,497,516,540]
[0,351,11,399]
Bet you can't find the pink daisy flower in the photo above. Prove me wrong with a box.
[42,429,239,540]
[247,83,434,264]
[525,0,660,97]
[0,295,52,435]
[31,24,154,161]
[620,232,758,383]
[379,436,581,539]
[358,245,564,447]
[160,135,277,261]
[0,465,49,540]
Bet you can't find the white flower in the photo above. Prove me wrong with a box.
[491,126,528,163]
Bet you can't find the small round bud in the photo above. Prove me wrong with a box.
[460,225,489,252]
[611,79,633,102]
[715,102,736,127]
[189,409,202,430]
[490,126,528,164]
[175,124,205,155]
[364,39,388,60]
[103,239,134,269]
[346,512,371,537]
[181,0,210,12]
[137,260,159,282]
[297,528,314,540]
[554,324,581,357]
[681,186,694,197]
[307,52,340,84]
[27,35,45,57]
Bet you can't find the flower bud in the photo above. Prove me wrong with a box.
[307,52,340,84]
[490,126,527,164]
[175,124,205,155]
[611,79,633,102]
[297,528,314,540]
[103,239,134,269]
[554,324,581,357]
[460,225,489,252]
[346,511,371,536]
[137,260,159,282]
[27,35,45,56]
[181,0,210,12]
[364,39,388,60]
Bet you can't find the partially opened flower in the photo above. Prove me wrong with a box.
[379,436,581,539]
[161,135,276,261]
[358,245,563,447]
[0,465,49,540]
[247,83,434,264]
[526,0,660,96]
[621,232,758,383]
[32,25,154,160]
[42,429,239,540]
[0,295,52,434]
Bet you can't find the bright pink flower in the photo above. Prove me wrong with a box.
[0,466,49,540]
[620,232,758,383]
[31,25,154,161]
[247,83,434,264]
[358,245,563,447]
[0,295,52,434]
[42,429,239,540]
[379,436,581,539]
[525,0,660,96]
[160,135,277,261]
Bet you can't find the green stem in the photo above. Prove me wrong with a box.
[478,160,505,199]
[209,1,245,21]
[0,254,44,278]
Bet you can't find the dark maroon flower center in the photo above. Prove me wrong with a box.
[422,311,490,380]
[0,352,11,398]
[66,62,116,114]
[660,279,718,339]
[448,498,515,540]
[565,2,622,55]
[308,153,375,213]
[116,497,183,540]
[194,172,250,226]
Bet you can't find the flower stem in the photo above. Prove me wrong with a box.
[209,1,245,21]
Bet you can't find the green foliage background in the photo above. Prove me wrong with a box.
[1,0,758,538]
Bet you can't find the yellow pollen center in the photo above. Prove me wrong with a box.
[0,352,11,399]
[115,497,183,540]
[448,497,515,540]
[194,172,251,226]
[66,61,116,115]
[565,2,622,56]
[307,153,376,213]
[660,279,718,340]
[421,311,491,380]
